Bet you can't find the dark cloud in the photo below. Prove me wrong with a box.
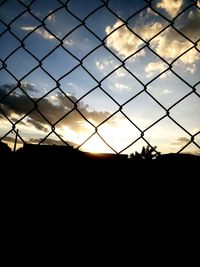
[1,135,76,148]
[0,82,37,99]
[177,137,190,143]
[0,91,34,116]
[28,137,77,147]
[0,83,111,132]
[172,137,190,145]
[26,118,49,132]
[2,135,23,144]
[181,9,200,42]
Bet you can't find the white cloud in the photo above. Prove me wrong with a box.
[186,64,196,74]
[115,83,130,91]
[147,7,158,16]
[21,81,36,89]
[37,28,55,40]
[67,82,79,90]
[151,27,200,64]
[21,26,35,32]
[63,39,74,46]
[115,68,126,77]
[105,20,143,58]
[96,59,115,71]
[47,12,56,23]
[162,89,172,94]
[96,61,104,70]
[21,26,55,40]
[105,20,163,59]
[145,61,167,78]
[139,22,163,41]
[105,4,200,65]
[156,0,183,18]
[21,26,74,45]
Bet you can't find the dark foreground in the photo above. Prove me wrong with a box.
[1,143,199,175]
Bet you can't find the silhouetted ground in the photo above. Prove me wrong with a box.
[1,142,199,174]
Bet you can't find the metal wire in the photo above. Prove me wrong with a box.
[0,0,200,156]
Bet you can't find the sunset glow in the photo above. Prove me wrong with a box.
[0,0,199,156]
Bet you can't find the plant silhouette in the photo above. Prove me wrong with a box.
[130,145,160,160]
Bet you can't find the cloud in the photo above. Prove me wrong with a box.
[186,64,196,74]
[162,89,172,94]
[67,82,79,90]
[47,11,56,23]
[105,20,144,58]
[0,83,111,133]
[21,26,55,40]
[151,27,200,65]
[105,5,200,65]
[192,128,200,134]
[26,118,49,132]
[145,61,167,78]
[96,61,104,70]
[147,7,159,16]
[21,26,74,45]
[28,137,77,147]
[181,9,200,42]
[63,39,74,46]
[20,82,37,91]
[138,22,164,41]
[115,68,126,77]
[105,20,164,59]
[194,150,200,156]
[2,135,23,144]
[0,82,37,99]
[156,0,183,18]
[115,83,130,91]
[172,137,190,145]
[1,136,77,148]
[150,6,200,65]
[177,137,191,143]
[96,59,115,71]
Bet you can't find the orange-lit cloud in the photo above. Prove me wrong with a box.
[105,20,163,59]
[156,0,183,18]
[145,61,168,78]
[105,5,200,67]
[151,27,200,64]
[105,20,143,58]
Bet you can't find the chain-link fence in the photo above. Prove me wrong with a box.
[0,0,200,157]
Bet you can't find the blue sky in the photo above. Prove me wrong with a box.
[0,0,200,155]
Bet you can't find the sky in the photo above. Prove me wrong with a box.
[0,0,200,155]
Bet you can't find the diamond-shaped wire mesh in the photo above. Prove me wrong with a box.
[0,0,200,156]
